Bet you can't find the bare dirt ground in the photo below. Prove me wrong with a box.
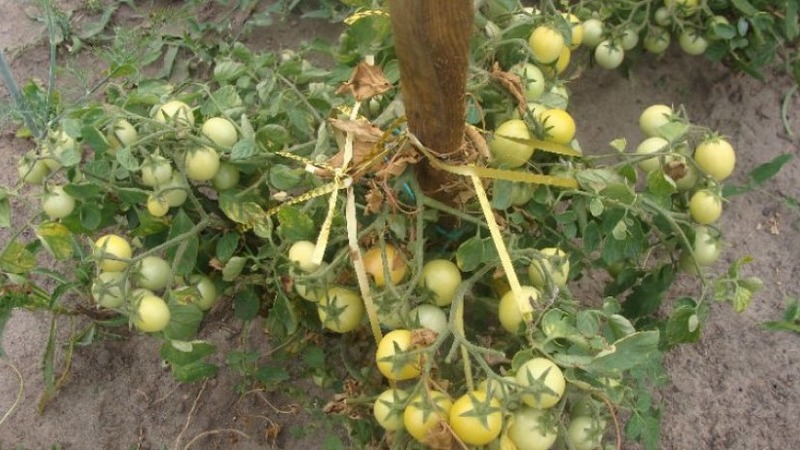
[1,1,799,449]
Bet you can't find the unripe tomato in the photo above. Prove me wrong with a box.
[635,137,669,173]
[654,6,671,26]
[141,154,173,187]
[189,274,218,310]
[92,271,130,308]
[689,190,722,224]
[41,130,77,171]
[17,152,50,184]
[184,146,221,182]
[373,388,409,431]
[478,375,517,403]
[212,162,240,191]
[594,40,624,69]
[449,390,503,445]
[409,304,448,335]
[620,27,639,50]
[665,0,698,16]
[376,329,421,380]
[639,104,673,137]
[567,416,606,450]
[529,26,565,64]
[491,119,534,168]
[581,18,604,48]
[510,63,546,101]
[146,194,170,218]
[516,357,565,409]
[161,173,189,207]
[154,100,194,125]
[499,286,540,334]
[403,391,452,444]
[507,407,558,450]
[363,244,408,286]
[528,247,570,288]
[689,225,722,266]
[419,259,462,306]
[694,137,736,181]
[41,186,76,219]
[540,109,576,145]
[134,255,171,291]
[679,28,708,55]
[201,117,238,148]
[643,27,670,53]
[94,234,133,272]
[288,240,320,272]
[134,294,171,332]
[318,287,364,333]
[664,154,699,191]
[113,119,138,146]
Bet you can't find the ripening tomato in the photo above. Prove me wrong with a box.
[134,255,171,291]
[498,286,539,334]
[409,304,448,335]
[529,25,565,64]
[506,407,558,450]
[635,137,670,173]
[154,100,194,125]
[184,146,221,182]
[449,390,503,445]
[92,271,130,309]
[694,137,736,181]
[146,194,170,218]
[528,247,570,289]
[403,391,452,444]
[643,27,670,53]
[639,104,673,137]
[202,117,238,148]
[679,28,708,55]
[42,186,76,219]
[594,40,624,69]
[689,190,722,225]
[373,388,409,431]
[17,152,50,184]
[419,259,462,306]
[318,287,364,333]
[134,294,171,332]
[581,18,604,48]
[94,234,133,272]
[141,154,173,187]
[376,329,421,380]
[510,63,546,101]
[289,240,320,273]
[363,244,408,286]
[539,109,576,145]
[491,119,535,168]
[516,357,565,409]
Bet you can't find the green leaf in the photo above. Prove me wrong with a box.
[270,164,305,190]
[160,341,216,366]
[0,193,9,228]
[277,206,315,242]
[172,361,219,383]
[80,126,109,153]
[216,233,240,262]
[165,210,199,276]
[786,0,799,40]
[623,265,674,318]
[264,293,299,338]
[213,60,247,82]
[645,170,676,208]
[230,138,257,160]
[456,236,498,272]
[725,153,793,197]
[116,146,140,171]
[64,183,102,199]
[256,124,290,150]
[255,365,290,385]
[609,138,626,152]
[0,240,36,274]
[164,302,204,340]
[222,256,247,282]
[35,222,75,260]
[666,298,707,346]
[731,0,760,16]
[234,288,260,321]
[589,331,660,373]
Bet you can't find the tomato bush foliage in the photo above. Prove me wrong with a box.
[0,0,793,448]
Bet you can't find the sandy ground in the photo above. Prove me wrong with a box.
[1,1,799,449]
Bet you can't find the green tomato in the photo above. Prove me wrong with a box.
[92,271,130,309]
[689,190,722,225]
[17,152,50,184]
[643,27,670,53]
[154,100,194,126]
[134,294,171,332]
[516,357,565,409]
[679,28,708,55]
[510,63,546,101]
[201,117,238,148]
[654,6,671,26]
[373,388,409,431]
[409,304,448,335]
[160,173,189,207]
[639,104,673,137]
[134,255,171,291]
[42,186,76,219]
[318,287,364,333]
[94,234,133,272]
[635,137,669,173]
[507,407,558,450]
[189,274,218,310]
[212,162,240,191]
[184,146,221,182]
[528,247,570,289]
[491,119,534,168]
[419,259,462,306]
[567,416,606,450]
[694,137,736,181]
[594,40,624,69]
[688,225,722,266]
[620,27,639,50]
[581,18,604,48]
[499,286,539,334]
[529,25,565,64]
[141,154,173,187]
[113,119,138,146]
[449,390,503,446]
[146,194,170,218]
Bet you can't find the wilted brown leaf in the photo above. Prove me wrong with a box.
[364,186,384,215]
[335,61,392,101]
[491,62,527,116]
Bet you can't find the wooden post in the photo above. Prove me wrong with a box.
[388,0,473,200]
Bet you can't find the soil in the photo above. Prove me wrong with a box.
[1,1,799,449]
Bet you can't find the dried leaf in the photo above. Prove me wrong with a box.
[326,118,385,176]
[335,61,392,101]
[364,187,384,215]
